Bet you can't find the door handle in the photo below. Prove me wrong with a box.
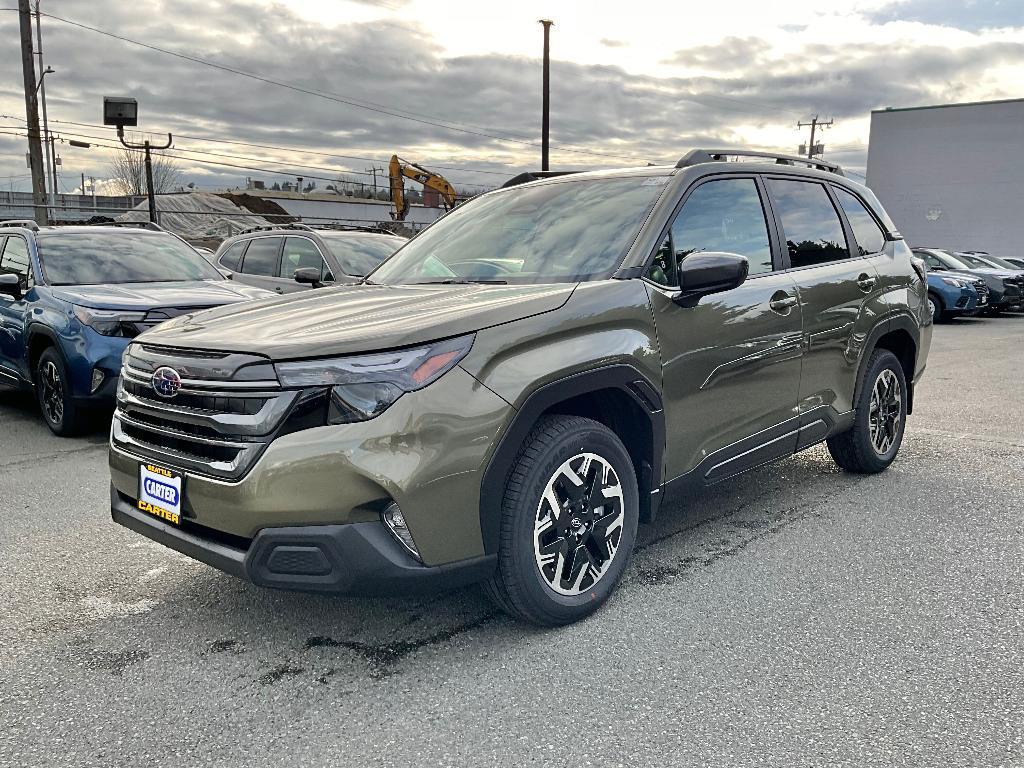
[769,294,798,313]
[274,287,284,294]
[857,273,877,292]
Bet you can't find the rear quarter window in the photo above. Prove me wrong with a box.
[834,187,886,255]
[218,241,246,271]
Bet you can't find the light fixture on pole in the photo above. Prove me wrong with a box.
[103,96,172,224]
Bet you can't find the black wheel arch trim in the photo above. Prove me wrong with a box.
[855,313,920,415]
[478,364,665,555]
[26,322,61,372]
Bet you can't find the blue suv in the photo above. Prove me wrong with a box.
[0,222,271,435]
[925,270,987,323]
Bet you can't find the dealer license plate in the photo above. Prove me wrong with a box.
[137,463,183,525]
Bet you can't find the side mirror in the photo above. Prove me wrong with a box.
[0,273,22,299]
[294,267,323,288]
[674,252,749,307]
[217,268,233,279]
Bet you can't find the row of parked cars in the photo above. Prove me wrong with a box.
[0,220,405,435]
[916,247,1024,322]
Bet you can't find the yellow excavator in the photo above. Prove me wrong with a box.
[388,154,457,221]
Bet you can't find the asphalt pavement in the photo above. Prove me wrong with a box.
[1,315,1022,767]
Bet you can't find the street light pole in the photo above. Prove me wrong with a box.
[539,19,553,172]
[116,127,172,224]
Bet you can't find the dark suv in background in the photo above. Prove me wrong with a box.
[215,223,406,294]
[0,222,270,435]
[110,149,930,626]
[914,248,1024,313]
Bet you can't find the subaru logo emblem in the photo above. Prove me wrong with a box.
[152,366,182,399]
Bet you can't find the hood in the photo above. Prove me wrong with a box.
[137,282,577,359]
[50,280,272,310]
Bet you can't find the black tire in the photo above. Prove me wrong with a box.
[927,292,945,324]
[35,346,83,436]
[485,415,639,626]
[827,349,907,474]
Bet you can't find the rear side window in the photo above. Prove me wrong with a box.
[218,241,246,271]
[768,179,849,269]
[280,237,327,280]
[239,238,281,276]
[834,187,885,255]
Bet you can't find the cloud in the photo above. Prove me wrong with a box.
[0,0,1021,193]
[599,38,628,48]
[866,0,1024,32]
[662,36,772,70]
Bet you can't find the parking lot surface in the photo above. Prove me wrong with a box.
[1,316,1022,767]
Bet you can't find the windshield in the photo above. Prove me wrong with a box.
[37,231,224,286]
[972,254,1018,270]
[935,251,976,270]
[322,233,405,277]
[367,176,669,285]
[952,252,993,269]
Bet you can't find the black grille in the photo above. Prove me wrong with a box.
[120,421,241,464]
[122,379,266,415]
[127,410,225,441]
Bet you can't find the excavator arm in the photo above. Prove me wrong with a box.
[388,154,457,221]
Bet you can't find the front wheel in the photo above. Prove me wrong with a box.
[927,293,944,324]
[485,415,639,626]
[827,349,907,474]
[35,347,84,436]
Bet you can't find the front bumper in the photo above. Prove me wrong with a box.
[109,365,512,566]
[111,486,496,595]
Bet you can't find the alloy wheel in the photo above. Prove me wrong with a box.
[868,368,901,456]
[927,296,937,319]
[533,452,625,596]
[39,360,64,426]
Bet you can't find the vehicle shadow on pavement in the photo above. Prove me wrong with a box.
[89,443,863,689]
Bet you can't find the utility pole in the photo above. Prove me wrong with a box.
[798,115,833,159]
[33,0,55,206]
[18,0,48,225]
[539,19,553,171]
[365,165,383,198]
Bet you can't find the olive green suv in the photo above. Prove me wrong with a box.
[109,149,931,626]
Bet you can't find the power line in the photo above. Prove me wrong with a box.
[36,11,656,165]
[40,117,514,177]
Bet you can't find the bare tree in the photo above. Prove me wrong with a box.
[107,147,181,196]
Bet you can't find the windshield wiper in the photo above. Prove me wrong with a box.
[415,278,508,285]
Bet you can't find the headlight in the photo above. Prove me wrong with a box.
[73,306,146,337]
[275,334,474,423]
[941,277,966,287]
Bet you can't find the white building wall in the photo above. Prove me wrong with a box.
[866,99,1024,258]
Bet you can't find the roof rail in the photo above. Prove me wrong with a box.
[91,221,164,231]
[310,223,398,235]
[236,222,314,235]
[0,219,41,231]
[502,170,581,188]
[676,149,844,176]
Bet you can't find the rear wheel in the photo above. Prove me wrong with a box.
[35,347,83,436]
[484,415,639,626]
[827,349,907,474]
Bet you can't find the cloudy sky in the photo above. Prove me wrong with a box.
[1,0,1021,195]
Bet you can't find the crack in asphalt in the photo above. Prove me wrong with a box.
[303,612,499,679]
[629,480,864,588]
[0,442,107,470]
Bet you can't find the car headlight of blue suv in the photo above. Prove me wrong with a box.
[73,306,146,337]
